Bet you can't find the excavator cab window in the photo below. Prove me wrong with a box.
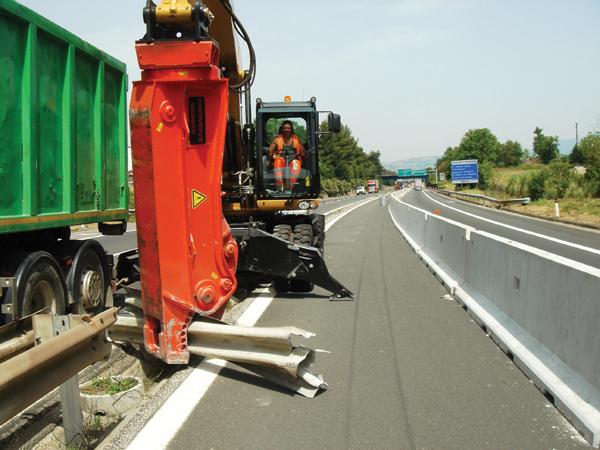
[260,116,316,197]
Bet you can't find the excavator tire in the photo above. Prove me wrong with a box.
[292,224,313,246]
[272,224,293,241]
[290,225,315,293]
[272,225,293,293]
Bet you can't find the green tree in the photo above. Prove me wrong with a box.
[456,128,499,163]
[578,133,600,167]
[318,122,383,181]
[532,127,559,164]
[569,144,584,165]
[496,140,524,167]
[436,146,458,180]
[578,133,600,197]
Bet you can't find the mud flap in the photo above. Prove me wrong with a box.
[235,228,353,300]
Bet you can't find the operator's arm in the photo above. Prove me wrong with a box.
[268,140,278,160]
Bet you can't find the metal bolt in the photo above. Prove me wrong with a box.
[224,242,236,258]
[197,286,216,304]
[159,100,177,123]
[221,278,233,291]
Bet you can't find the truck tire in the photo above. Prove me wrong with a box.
[59,240,109,315]
[13,251,67,319]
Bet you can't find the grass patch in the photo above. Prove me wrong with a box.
[81,377,138,396]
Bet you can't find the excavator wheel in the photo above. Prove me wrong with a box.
[293,224,313,246]
[290,224,314,292]
[272,225,293,293]
[272,224,293,241]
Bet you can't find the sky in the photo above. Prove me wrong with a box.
[17,0,600,164]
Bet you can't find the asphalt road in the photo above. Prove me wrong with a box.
[163,198,589,450]
[400,189,600,269]
[71,194,375,255]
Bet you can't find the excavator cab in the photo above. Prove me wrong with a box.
[255,98,340,201]
[225,97,351,299]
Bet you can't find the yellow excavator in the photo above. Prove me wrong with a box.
[140,0,352,299]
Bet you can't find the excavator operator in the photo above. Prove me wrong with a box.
[269,120,305,192]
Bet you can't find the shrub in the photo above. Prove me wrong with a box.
[477,161,494,190]
[528,170,548,200]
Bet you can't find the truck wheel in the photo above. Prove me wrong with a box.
[63,241,108,315]
[13,251,67,318]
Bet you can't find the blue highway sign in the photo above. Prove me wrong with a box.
[451,160,479,184]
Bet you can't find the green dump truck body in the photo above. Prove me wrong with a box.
[0,0,128,235]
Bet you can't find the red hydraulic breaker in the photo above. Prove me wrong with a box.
[130,38,238,364]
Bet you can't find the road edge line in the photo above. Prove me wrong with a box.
[421,190,600,257]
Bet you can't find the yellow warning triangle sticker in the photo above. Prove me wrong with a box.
[192,189,207,209]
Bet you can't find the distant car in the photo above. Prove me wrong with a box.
[356,186,366,195]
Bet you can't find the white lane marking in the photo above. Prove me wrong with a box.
[419,190,600,257]
[323,196,380,228]
[391,193,600,276]
[127,289,275,450]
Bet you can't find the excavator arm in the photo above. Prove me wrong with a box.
[130,0,241,363]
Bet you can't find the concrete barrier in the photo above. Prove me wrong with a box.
[388,190,600,447]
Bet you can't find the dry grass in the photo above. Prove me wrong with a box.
[506,199,600,227]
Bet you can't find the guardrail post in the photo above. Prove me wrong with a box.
[35,315,85,448]
[54,316,84,448]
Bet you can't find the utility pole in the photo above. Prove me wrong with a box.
[575,122,579,146]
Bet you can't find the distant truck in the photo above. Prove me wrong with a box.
[414,178,423,191]
[367,180,379,193]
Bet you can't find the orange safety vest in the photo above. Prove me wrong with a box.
[271,135,305,161]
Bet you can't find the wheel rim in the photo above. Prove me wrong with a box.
[81,268,103,310]
[30,279,59,313]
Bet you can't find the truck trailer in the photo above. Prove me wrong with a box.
[0,0,128,323]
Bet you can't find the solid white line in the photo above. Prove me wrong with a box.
[126,289,275,450]
[324,196,379,231]
[420,190,600,257]
[323,195,378,217]
[390,192,600,276]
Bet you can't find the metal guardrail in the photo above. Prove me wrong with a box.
[436,189,530,206]
[0,308,117,426]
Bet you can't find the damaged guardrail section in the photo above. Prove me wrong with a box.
[110,313,327,398]
[388,191,600,447]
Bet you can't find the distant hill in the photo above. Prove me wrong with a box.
[384,155,440,172]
